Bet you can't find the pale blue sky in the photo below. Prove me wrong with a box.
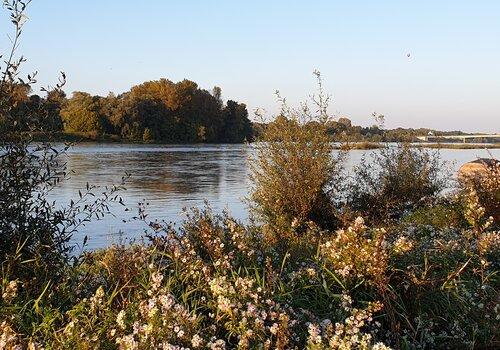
[1,0,499,131]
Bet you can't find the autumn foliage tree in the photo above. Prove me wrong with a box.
[56,78,253,143]
[60,91,105,133]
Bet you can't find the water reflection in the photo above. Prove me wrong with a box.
[49,144,250,250]
[47,143,499,250]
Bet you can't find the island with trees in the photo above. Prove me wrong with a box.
[0,78,253,143]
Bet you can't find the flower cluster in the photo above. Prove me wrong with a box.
[477,231,500,256]
[463,187,494,236]
[320,217,388,287]
[207,275,293,349]
[391,236,414,255]
[462,159,500,223]
[306,300,390,350]
[0,321,20,350]
[1,280,18,304]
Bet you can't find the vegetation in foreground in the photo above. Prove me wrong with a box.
[1,2,499,349]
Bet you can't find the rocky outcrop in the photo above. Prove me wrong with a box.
[458,158,499,180]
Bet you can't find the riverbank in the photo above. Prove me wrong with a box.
[30,131,122,143]
[340,142,500,150]
[3,195,498,349]
[29,132,500,150]
[414,142,500,149]
[29,131,249,144]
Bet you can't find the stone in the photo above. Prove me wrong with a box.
[458,158,499,181]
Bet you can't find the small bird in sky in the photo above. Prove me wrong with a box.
[407,53,411,58]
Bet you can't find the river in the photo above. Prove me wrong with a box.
[48,143,499,250]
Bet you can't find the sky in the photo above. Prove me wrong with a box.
[1,0,499,132]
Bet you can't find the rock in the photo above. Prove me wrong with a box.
[458,158,499,181]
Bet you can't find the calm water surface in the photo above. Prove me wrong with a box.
[49,143,499,250]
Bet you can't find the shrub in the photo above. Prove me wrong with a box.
[347,144,449,223]
[0,0,71,292]
[250,71,345,244]
[401,201,466,230]
[0,0,126,308]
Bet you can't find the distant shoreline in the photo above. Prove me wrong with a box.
[27,132,500,150]
[412,143,500,149]
[338,142,500,150]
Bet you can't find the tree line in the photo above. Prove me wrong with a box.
[1,78,473,145]
[0,78,253,143]
[253,116,472,143]
[325,117,470,142]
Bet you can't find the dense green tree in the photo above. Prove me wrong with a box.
[8,77,253,143]
[0,82,30,131]
[118,78,248,143]
[42,89,66,131]
[61,92,106,133]
[220,100,253,143]
[1,83,67,133]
